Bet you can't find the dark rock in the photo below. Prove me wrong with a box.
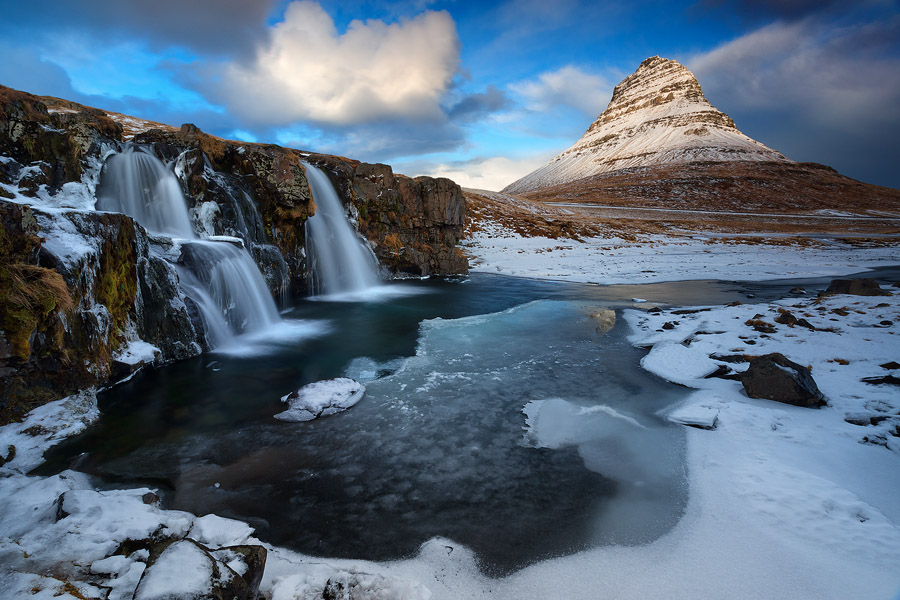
[831,308,849,316]
[789,286,806,294]
[880,361,900,370]
[213,544,267,597]
[745,318,776,334]
[662,321,676,330]
[740,353,825,408]
[142,492,161,505]
[775,311,797,325]
[822,278,890,297]
[876,320,894,327]
[861,375,900,386]
[726,301,742,307]
[0,444,14,467]
[710,353,749,364]
[844,413,891,426]
[795,318,815,330]
[705,364,741,380]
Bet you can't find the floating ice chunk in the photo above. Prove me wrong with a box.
[665,402,720,430]
[275,378,366,422]
[641,342,718,386]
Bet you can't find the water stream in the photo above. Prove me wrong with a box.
[303,162,381,297]
[97,147,287,349]
[41,269,899,575]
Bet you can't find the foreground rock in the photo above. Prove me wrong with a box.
[822,278,890,297]
[740,353,826,408]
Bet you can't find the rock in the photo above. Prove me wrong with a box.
[880,361,900,370]
[588,309,616,334]
[861,375,900,386]
[822,278,890,297]
[775,311,797,325]
[142,492,161,505]
[789,286,806,294]
[134,538,265,600]
[740,353,825,408]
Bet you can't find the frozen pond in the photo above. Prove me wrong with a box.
[41,270,896,574]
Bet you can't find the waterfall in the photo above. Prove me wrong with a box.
[98,148,195,238]
[98,147,282,349]
[303,163,381,296]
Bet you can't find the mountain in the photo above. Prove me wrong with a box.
[503,56,789,195]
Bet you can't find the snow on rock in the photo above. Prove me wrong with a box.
[134,540,214,600]
[275,378,366,422]
[504,56,788,194]
[188,514,254,547]
[114,340,161,366]
[0,390,99,473]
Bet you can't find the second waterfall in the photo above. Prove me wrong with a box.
[303,163,381,297]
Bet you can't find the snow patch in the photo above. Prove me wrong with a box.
[275,378,366,422]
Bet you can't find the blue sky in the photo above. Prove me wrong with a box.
[1,0,898,190]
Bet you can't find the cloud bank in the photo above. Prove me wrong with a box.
[199,1,460,128]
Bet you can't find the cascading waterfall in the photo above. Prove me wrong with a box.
[98,147,282,348]
[303,163,381,296]
[98,148,195,238]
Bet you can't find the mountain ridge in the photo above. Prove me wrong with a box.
[503,56,789,194]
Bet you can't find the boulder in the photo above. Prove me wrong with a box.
[822,278,890,297]
[134,538,266,600]
[740,353,825,408]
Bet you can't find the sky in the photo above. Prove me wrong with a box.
[1,0,898,190]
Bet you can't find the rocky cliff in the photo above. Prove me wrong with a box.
[0,84,467,423]
[503,56,788,194]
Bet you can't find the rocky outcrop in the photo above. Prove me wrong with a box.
[306,154,467,276]
[822,278,890,297]
[0,84,468,421]
[740,353,825,408]
[0,198,202,423]
[504,56,787,194]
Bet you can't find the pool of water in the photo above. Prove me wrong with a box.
[39,268,900,574]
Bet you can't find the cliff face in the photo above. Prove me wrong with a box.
[0,84,467,422]
[503,56,788,194]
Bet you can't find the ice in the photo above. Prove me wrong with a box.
[114,340,161,366]
[640,342,718,385]
[188,514,254,547]
[275,378,366,422]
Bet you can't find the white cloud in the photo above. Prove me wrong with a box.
[509,65,613,118]
[689,17,900,131]
[404,153,557,192]
[209,1,460,127]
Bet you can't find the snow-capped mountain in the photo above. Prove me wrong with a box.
[503,56,789,194]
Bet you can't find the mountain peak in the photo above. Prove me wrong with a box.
[503,56,788,194]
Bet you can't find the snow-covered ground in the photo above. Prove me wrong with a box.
[2,228,899,598]
[464,224,900,284]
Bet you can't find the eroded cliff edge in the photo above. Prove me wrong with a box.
[0,84,467,423]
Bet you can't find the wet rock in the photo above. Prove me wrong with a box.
[822,278,890,297]
[588,309,616,334]
[740,353,825,408]
[789,286,806,294]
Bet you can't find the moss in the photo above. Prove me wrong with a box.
[96,224,137,336]
[0,264,73,362]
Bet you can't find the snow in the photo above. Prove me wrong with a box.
[641,342,719,385]
[274,377,366,422]
[114,340,161,366]
[133,541,213,600]
[504,57,786,194]
[463,229,900,285]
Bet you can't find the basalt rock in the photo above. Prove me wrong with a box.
[740,353,825,408]
[822,278,890,297]
[306,154,468,277]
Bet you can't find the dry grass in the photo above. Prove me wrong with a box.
[4,264,73,314]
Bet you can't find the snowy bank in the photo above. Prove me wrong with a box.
[463,227,900,284]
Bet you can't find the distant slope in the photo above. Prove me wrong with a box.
[503,56,787,195]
